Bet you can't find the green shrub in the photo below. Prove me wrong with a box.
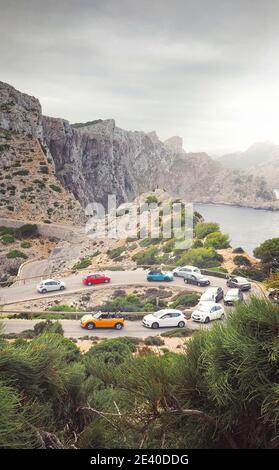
[204,231,230,249]
[20,241,31,249]
[7,250,27,259]
[234,255,251,267]
[132,247,159,265]
[1,234,15,245]
[172,293,200,308]
[73,258,91,270]
[107,246,125,259]
[139,238,161,247]
[144,336,165,346]
[232,267,265,281]
[96,294,155,313]
[145,195,159,204]
[47,305,83,312]
[86,337,136,364]
[161,329,193,338]
[177,247,222,268]
[195,222,220,239]
[49,184,62,193]
[232,247,244,254]
[13,170,29,176]
[15,224,38,239]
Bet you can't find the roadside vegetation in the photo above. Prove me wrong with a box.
[0,297,278,449]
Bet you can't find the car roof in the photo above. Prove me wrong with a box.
[227,288,240,293]
[154,309,182,314]
[202,287,219,293]
[198,301,219,309]
[234,276,248,282]
[180,265,199,269]
[41,279,58,283]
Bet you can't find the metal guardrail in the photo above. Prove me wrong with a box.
[0,309,193,321]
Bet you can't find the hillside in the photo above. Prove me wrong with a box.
[218,142,279,190]
[0,83,85,223]
[0,80,278,221]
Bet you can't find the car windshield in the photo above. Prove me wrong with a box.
[195,274,204,279]
[201,292,213,300]
[153,310,165,318]
[198,304,211,312]
[92,312,102,318]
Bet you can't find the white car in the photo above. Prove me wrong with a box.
[199,287,224,304]
[191,302,225,323]
[173,265,201,278]
[37,279,66,294]
[142,309,187,329]
[224,288,244,306]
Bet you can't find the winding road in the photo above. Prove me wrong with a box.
[0,268,261,338]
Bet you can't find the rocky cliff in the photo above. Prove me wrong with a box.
[0,81,278,220]
[43,116,277,209]
[0,82,86,223]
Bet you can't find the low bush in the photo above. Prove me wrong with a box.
[132,247,159,265]
[1,234,15,245]
[171,293,200,308]
[73,258,91,270]
[107,246,125,259]
[7,250,27,259]
[234,255,251,267]
[144,336,165,346]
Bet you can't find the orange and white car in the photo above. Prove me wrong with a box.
[80,312,124,330]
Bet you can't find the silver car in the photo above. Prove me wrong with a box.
[37,279,66,294]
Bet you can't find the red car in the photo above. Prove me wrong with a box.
[82,273,111,286]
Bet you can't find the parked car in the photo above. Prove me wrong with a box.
[191,302,225,323]
[173,265,201,277]
[37,279,66,294]
[226,276,251,291]
[142,309,186,329]
[82,273,111,286]
[183,272,210,286]
[80,312,124,330]
[224,288,244,306]
[146,270,173,282]
[199,287,224,304]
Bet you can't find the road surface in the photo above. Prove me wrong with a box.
[0,270,235,305]
[2,318,209,339]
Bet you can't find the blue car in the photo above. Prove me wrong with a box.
[146,270,174,282]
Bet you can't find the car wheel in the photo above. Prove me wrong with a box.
[178,321,185,328]
[204,317,210,324]
[166,278,171,282]
[60,285,65,291]
[152,322,159,329]
[173,272,178,277]
[42,288,47,294]
[184,279,189,284]
[220,313,225,320]
[86,322,95,330]
[105,279,110,283]
[87,282,92,286]
[114,323,123,330]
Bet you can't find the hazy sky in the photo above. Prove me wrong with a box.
[1,0,279,154]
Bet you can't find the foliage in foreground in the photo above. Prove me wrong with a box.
[0,296,278,449]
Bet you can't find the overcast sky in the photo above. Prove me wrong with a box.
[1,0,279,154]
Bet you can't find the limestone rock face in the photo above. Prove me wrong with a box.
[42,117,175,207]
[0,81,43,138]
[0,80,278,218]
[164,136,184,153]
